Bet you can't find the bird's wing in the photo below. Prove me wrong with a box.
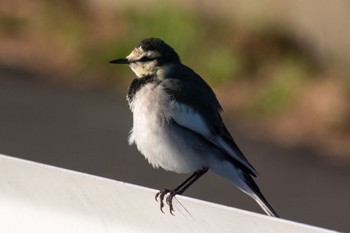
[162,66,257,176]
[169,102,257,176]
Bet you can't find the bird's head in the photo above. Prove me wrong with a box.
[110,38,180,78]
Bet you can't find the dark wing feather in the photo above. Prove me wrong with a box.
[162,64,257,176]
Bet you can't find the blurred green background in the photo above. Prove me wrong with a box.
[1,0,349,158]
[1,0,350,231]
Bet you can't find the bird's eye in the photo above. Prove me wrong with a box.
[137,56,154,63]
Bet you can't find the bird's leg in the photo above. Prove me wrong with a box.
[155,173,198,213]
[155,168,208,214]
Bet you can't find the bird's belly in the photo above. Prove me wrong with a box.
[128,87,206,173]
[130,124,206,173]
[130,106,208,172]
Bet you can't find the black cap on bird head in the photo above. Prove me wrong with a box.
[109,38,181,65]
[138,38,181,64]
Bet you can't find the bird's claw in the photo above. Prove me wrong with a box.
[155,189,169,213]
[155,189,178,215]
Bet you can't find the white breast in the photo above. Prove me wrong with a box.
[128,82,207,173]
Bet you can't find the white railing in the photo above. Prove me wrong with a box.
[0,154,337,233]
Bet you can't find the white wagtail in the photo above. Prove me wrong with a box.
[110,38,279,217]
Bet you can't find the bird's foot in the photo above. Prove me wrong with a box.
[155,189,179,215]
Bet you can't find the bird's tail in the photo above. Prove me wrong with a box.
[242,172,279,218]
[211,162,279,217]
[253,193,279,217]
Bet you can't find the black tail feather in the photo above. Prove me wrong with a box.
[243,173,279,217]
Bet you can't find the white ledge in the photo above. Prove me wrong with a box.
[0,154,336,233]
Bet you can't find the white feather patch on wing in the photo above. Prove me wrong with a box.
[216,136,256,174]
[170,102,256,174]
[170,102,213,139]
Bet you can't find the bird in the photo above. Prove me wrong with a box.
[109,37,279,217]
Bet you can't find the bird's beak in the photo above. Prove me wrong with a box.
[109,58,130,64]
